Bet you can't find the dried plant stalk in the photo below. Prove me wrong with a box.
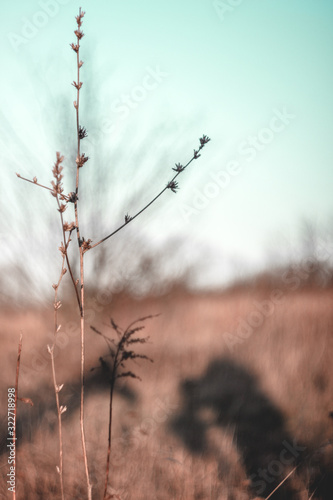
[16,7,210,499]
[70,8,92,500]
[48,259,67,498]
[48,349,65,500]
[91,315,155,498]
[47,150,78,499]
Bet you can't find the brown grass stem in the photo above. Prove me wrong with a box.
[15,7,211,499]
[104,375,115,499]
[264,465,298,499]
[90,315,155,497]
[71,8,92,499]
[15,174,54,192]
[56,194,81,312]
[16,168,81,312]
[79,249,91,500]
[48,251,67,500]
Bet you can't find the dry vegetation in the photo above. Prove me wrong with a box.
[12,8,211,499]
[4,7,333,500]
[1,278,333,499]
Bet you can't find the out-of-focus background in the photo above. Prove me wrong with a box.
[1,0,333,301]
[1,1,333,499]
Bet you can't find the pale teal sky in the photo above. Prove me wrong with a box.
[1,0,333,293]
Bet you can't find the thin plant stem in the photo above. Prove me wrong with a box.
[49,355,65,500]
[16,7,211,498]
[91,316,155,496]
[57,195,81,312]
[79,248,91,499]
[71,8,92,499]
[104,377,115,499]
[103,330,122,497]
[16,174,81,311]
[264,465,298,500]
[48,249,67,500]
[15,174,54,193]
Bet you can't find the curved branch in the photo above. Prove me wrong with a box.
[88,136,210,251]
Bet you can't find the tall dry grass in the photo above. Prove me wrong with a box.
[1,280,333,499]
[12,7,210,499]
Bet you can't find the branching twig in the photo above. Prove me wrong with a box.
[16,159,81,311]
[90,315,156,499]
[15,174,53,193]
[16,7,210,500]
[16,173,73,203]
[264,465,298,499]
[88,136,210,251]
[51,152,81,311]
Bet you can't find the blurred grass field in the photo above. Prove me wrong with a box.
[1,273,333,499]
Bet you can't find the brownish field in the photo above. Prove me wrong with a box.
[1,281,333,499]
